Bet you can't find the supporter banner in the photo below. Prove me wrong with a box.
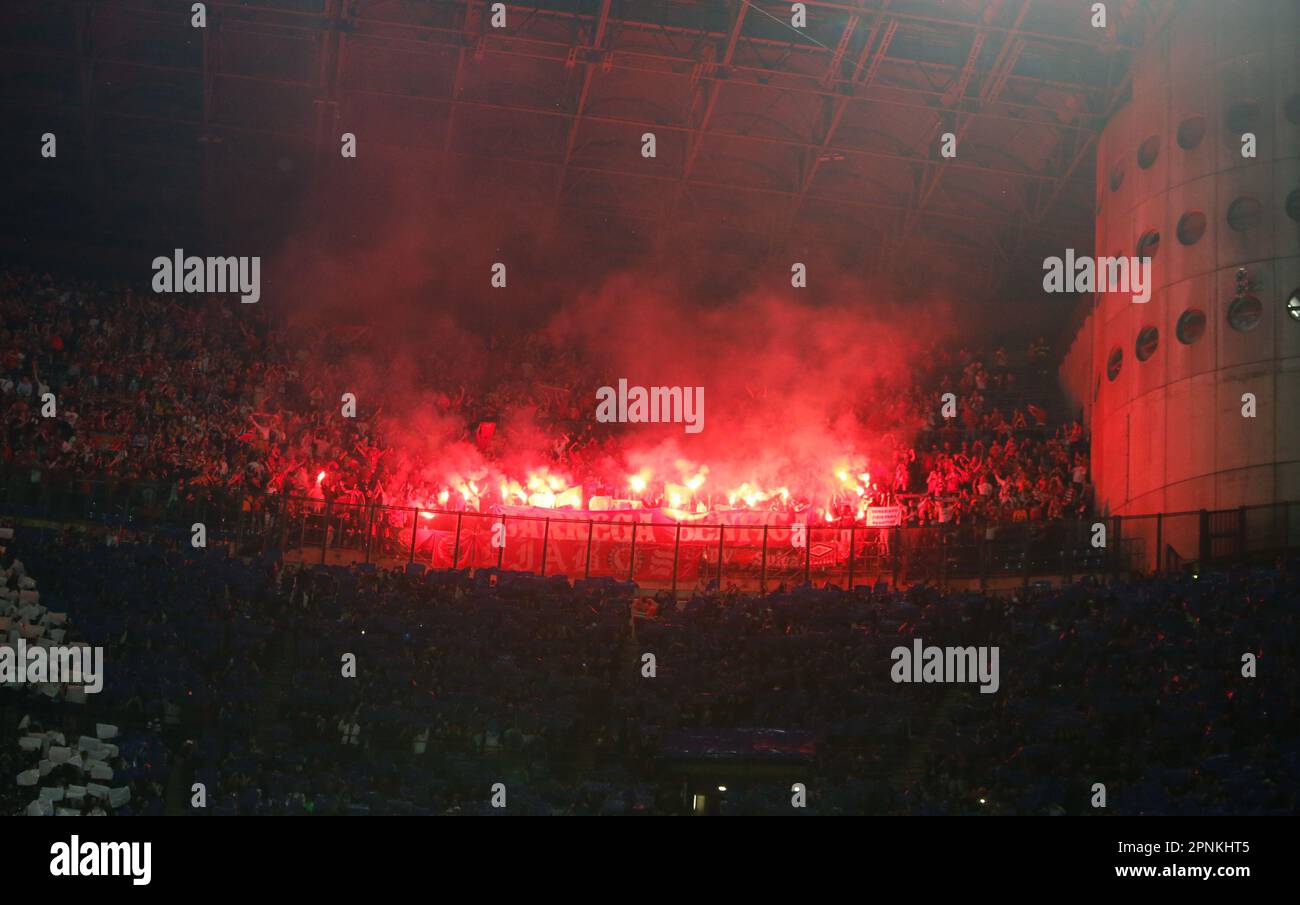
[302,500,894,582]
[866,506,903,527]
[408,511,860,581]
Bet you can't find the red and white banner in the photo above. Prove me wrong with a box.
[400,506,892,583]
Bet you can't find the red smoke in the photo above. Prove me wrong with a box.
[261,167,958,517]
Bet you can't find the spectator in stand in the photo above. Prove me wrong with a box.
[7,520,1295,816]
[2,269,1090,528]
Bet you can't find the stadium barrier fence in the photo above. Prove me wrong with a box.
[1,470,1297,591]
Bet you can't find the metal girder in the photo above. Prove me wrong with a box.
[1030,0,1177,224]
[820,1,861,87]
[554,0,612,201]
[1,20,1118,138]
[0,47,1100,195]
[901,0,1033,239]
[899,28,987,228]
[550,198,992,260]
[6,33,1109,142]
[90,0,1127,113]
[791,0,1138,50]
[664,0,749,223]
[3,107,1082,273]
[779,2,893,245]
[438,2,478,196]
[7,94,1090,241]
[110,0,1136,55]
[313,0,344,165]
[8,0,1138,269]
[225,11,1116,134]
[1028,66,1129,223]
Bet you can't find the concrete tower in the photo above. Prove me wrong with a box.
[1061,0,1300,563]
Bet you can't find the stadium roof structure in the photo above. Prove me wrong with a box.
[0,0,1175,292]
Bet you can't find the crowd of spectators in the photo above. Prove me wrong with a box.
[2,527,170,816]
[861,342,1093,525]
[7,520,1295,816]
[2,268,1090,528]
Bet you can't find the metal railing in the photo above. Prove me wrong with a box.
[2,469,1297,590]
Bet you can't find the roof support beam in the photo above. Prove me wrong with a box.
[312,0,345,167]
[78,1,1128,106]
[777,3,894,248]
[665,0,749,223]
[1030,0,1175,223]
[438,1,480,197]
[901,0,1032,238]
[138,0,1138,55]
[554,0,612,201]
[6,0,1138,275]
[1,34,1114,137]
[0,57,1096,188]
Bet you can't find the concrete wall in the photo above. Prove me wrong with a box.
[1069,0,1300,531]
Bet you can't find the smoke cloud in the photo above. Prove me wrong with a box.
[261,165,959,506]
